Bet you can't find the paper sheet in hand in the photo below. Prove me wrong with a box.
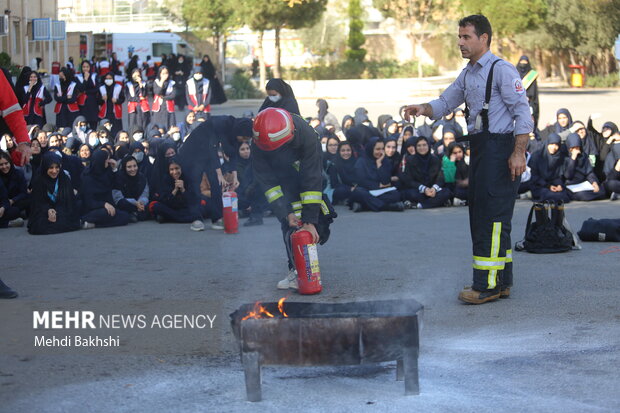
[567,181,594,193]
[369,187,397,197]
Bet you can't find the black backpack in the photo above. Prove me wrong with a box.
[515,201,580,254]
[577,218,620,242]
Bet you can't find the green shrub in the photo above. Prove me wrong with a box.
[586,73,619,88]
[227,69,263,99]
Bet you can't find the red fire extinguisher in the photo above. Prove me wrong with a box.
[222,190,238,234]
[291,229,322,295]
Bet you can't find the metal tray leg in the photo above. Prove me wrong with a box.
[242,352,262,402]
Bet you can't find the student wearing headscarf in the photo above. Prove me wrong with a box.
[383,119,400,140]
[28,138,43,181]
[587,118,620,179]
[113,155,150,221]
[22,71,52,128]
[570,121,599,168]
[329,141,357,206]
[341,115,354,133]
[126,68,150,132]
[64,115,89,153]
[400,136,452,209]
[129,140,151,177]
[376,114,393,136]
[151,66,177,129]
[76,60,100,131]
[450,142,469,205]
[54,67,80,128]
[14,66,32,106]
[148,140,177,199]
[541,108,573,142]
[258,78,300,115]
[351,137,404,212]
[398,124,415,154]
[27,152,81,235]
[433,125,457,158]
[316,99,340,132]
[79,149,131,228]
[77,143,92,168]
[148,157,204,231]
[186,69,211,115]
[236,141,268,226]
[178,111,196,140]
[563,133,606,201]
[99,72,125,139]
[603,142,620,199]
[384,138,402,185]
[432,111,464,139]
[529,133,570,202]
[516,55,539,128]
[0,152,28,226]
[200,55,227,105]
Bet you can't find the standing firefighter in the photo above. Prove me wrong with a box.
[252,108,336,290]
[405,15,533,304]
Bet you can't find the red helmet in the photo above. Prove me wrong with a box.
[252,108,295,151]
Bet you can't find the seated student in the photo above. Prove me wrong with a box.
[328,142,357,206]
[433,125,457,158]
[530,133,570,202]
[65,116,89,152]
[384,138,402,187]
[178,111,196,140]
[0,169,24,229]
[400,136,452,209]
[441,142,464,197]
[351,137,404,212]
[77,143,91,168]
[383,119,400,140]
[0,152,29,221]
[27,153,81,235]
[587,118,618,161]
[563,133,606,201]
[28,138,43,182]
[79,149,131,229]
[570,120,599,169]
[452,143,469,205]
[113,155,150,222]
[603,142,620,200]
[148,157,204,231]
[148,141,177,198]
[541,108,573,142]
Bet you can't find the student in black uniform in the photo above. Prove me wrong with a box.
[79,149,131,229]
[99,72,125,139]
[563,133,606,201]
[236,141,268,227]
[149,157,204,231]
[258,78,301,116]
[0,151,29,221]
[27,152,81,235]
[126,68,150,132]
[329,141,357,206]
[603,142,620,199]
[113,155,150,222]
[54,68,80,128]
[400,136,452,209]
[151,66,177,130]
[541,108,572,142]
[529,133,570,203]
[0,153,25,228]
[351,137,404,212]
[22,71,52,128]
[76,60,100,131]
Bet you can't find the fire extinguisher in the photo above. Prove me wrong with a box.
[291,229,322,295]
[222,190,238,234]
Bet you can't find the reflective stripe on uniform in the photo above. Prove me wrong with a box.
[291,201,302,211]
[488,222,502,289]
[2,103,22,117]
[300,191,323,204]
[505,249,513,263]
[319,200,329,215]
[265,186,283,203]
[472,256,505,270]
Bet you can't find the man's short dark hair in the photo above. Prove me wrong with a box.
[459,14,492,47]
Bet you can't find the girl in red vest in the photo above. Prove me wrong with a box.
[22,71,52,128]
[151,66,176,129]
[126,68,150,132]
[76,60,100,131]
[54,67,80,128]
[99,72,125,139]
[185,71,211,115]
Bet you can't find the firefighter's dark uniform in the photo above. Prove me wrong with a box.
[429,51,534,293]
[252,114,336,269]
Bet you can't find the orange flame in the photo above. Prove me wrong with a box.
[278,297,289,317]
[241,297,289,320]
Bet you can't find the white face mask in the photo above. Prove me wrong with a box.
[268,95,281,103]
[104,79,114,86]
[172,132,181,141]
[89,137,99,147]
[133,151,144,163]
[321,143,327,152]
[133,133,143,141]
[100,138,109,145]
[464,155,470,165]
[194,73,203,81]
[149,156,155,164]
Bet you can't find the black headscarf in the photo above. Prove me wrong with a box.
[602,121,619,136]
[150,141,177,195]
[32,152,74,206]
[258,78,300,115]
[516,55,532,78]
[402,136,418,163]
[334,142,357,186]
[200,55,216,80]
[555,108,573,134]
[316,99,328,124]
[353,107,370,126]
[571,121,598,157]
[15,66,33,104]
[115,155,147,200]
[535,132,564,181]
[59,67,74,91]
[377,114,393,134]
[384,137,402,169]
[603,142,620,176]
[412,136,432,174]
[341,115,354,132]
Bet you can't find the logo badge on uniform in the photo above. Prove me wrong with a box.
[513,78,525,94]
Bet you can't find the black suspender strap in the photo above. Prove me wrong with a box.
[481,59,501,132]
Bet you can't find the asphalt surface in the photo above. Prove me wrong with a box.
[2,89,619,412]
[1,198,619,412]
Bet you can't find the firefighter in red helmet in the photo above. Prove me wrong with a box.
[252,108,336,290]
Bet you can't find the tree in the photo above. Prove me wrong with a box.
[174,0,241,82]
[373,0,460,77]
[299,13,347,61]
[460,0,547,37]
[346,0,366,62]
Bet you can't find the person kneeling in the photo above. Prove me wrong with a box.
[149,158,204,231]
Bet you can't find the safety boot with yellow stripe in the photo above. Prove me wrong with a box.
[458,286,500,304]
